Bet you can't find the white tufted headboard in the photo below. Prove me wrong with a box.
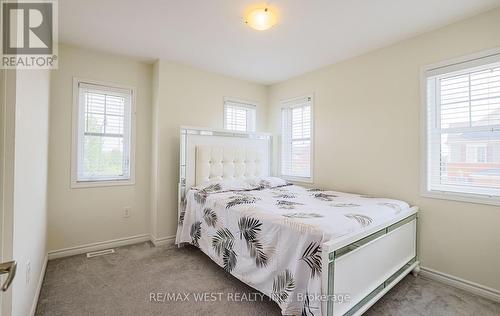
[179,127,272,203]
[195,146,266,185]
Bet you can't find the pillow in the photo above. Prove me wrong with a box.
[193,179,254,193]
[245,177,290,189]
[194,177,290,193]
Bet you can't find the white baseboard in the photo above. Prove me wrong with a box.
[420,266,500,303]
[150,234,176,247]
[47,234,150,260]
[30,254,48,316]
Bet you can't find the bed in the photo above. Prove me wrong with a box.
[175,127,419,316]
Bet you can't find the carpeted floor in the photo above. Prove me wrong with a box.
[35,242,500,316]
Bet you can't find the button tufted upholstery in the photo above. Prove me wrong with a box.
[195,146,264,185]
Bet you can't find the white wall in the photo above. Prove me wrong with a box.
[151,60,268,240]
[11,69,50,316]
[0,69,16,316]
[47,45,152,251]
[267,8,500,291]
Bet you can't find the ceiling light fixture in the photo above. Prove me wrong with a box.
[245,7,277,31]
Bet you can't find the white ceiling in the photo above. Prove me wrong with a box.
[60,0,500,84]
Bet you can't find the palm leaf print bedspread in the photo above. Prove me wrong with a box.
[176,179,410,316]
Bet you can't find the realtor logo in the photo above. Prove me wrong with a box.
[1,0,58,69]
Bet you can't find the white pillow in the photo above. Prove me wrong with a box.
[194,177,290,193]
[245,177,290,189]
[194,179,254,192]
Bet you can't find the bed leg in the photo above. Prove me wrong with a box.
[411,262,421,277]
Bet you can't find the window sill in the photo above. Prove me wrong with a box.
[71,178,135,189]
[281,175,314,184]
[421,190,500,207]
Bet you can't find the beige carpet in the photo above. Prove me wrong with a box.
[35,242,500,316]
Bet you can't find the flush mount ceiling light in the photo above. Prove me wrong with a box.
[245,7,278,31]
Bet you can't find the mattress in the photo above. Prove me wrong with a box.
[175,179,412,316]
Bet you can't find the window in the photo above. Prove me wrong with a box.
[223,98,256,132]
[281,95,313,182]
[424,52,500,204]
[72,79,134,187]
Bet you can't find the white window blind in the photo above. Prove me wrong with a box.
[75,82,133,183]
[281,96,313,181]
[224,99,256,132]
[425,54,500,200]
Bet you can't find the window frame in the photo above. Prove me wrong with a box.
[279,94,314,184]
[420,48,500,206]
[223,97,257,132]
[71,77,136,188]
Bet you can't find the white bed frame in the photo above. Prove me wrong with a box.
[178,126,420,316]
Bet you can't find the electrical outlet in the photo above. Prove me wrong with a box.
[26,261,31,285]
[123,207,131,218]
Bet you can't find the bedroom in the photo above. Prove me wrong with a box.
[0,0,499,315]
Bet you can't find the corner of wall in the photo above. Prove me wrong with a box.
[150,61,160,239]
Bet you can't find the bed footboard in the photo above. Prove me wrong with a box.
[321,210,419,316]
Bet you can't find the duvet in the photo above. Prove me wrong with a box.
[175,178,411,316]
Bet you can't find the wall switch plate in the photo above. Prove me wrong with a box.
[26,261,31,285]
[123,207,131,218]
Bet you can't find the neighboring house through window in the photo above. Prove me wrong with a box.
[423,50,500,204]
